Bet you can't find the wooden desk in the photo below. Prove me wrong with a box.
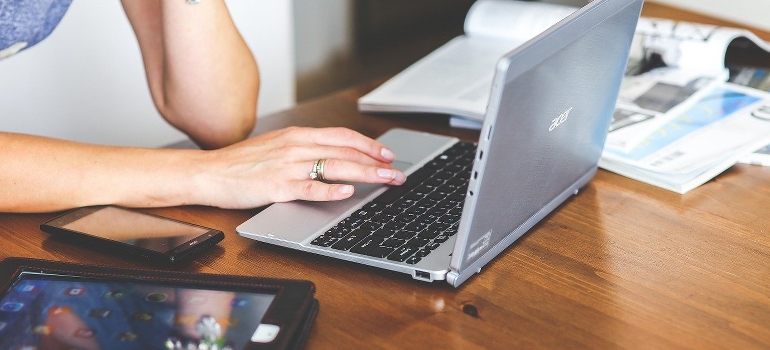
[1,4,769,350]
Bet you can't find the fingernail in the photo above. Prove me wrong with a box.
[380,148,395,161]
[339,185,353,195]
[377,168,396,180]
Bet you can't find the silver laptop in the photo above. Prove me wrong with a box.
[238,0,643,287]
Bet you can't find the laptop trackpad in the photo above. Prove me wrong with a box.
[237,164,411,244]
[391,160,412,172]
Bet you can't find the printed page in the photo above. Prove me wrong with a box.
[607,66,728,151]
[358,0,576,120]
[636,18,770,73]
[602,83,770,176]
[733,66,770,165]
[608,17,770,152]
[464,0,576,42]
[359,36,515,120]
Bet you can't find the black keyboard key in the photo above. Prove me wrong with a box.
[350,236,384,255]
[365,246,395,258]
[382,238,406,248]
[357,221,381,233]
[433,170,454,181]
[394,212,418,224]
[433,234,449,243]
[325,227,347,238]
[331,230,367,251]
[434,199,456,211]
[311,235,337,247]
[415,213,437,226]
[445,224,460,236]
[373,226,397,238]
[448,192,466,203]
[340,216,365,229]
[416,229,440,240]
[415,248,432,257]
[391,198,416,211]
[406,205,428,216]
[387,245,418,262]
[373,166,434,205]
[407,237,430,247]
[405,219,432,232]
[370,212,396,225]
[393,229,417,240]
[362,201,385,212]
[405,255,422,265]
[351,208,376,219]
[424,176,445,185]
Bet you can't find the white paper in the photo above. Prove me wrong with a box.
[600,83,770,193]
[358,0,576,121]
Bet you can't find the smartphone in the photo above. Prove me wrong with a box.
[41,205,224,265]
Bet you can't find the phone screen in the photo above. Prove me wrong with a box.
[60,206,211,254]
[0,272,276,349]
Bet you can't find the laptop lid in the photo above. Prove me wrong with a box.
[447,0,643,286]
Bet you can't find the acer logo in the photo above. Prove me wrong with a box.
[549,107,573,131]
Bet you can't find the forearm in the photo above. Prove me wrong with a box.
[0,132,204,213]
[1,127,408,213]
[122,0,259,149]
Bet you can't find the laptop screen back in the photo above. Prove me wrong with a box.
[449,0,643,285]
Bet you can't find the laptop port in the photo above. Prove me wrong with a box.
[414,270,432,281]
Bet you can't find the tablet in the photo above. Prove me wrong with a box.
[0,258,318,350]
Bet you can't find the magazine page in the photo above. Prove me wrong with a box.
[731,65,770,165]
[600,83,770,192]
[604,17,748,152]
[358,0,575,121]
[636,18,720,70]
[464,0,576,42]
[606,66,728,152]
[357,36,515,120]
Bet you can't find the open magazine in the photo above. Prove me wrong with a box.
[357,0,576,121]
[601,20,770,192]
[606,17,770,152]
[600,83,770,193]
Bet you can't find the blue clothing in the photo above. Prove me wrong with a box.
[0,0,73,58]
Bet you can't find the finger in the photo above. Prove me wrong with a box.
[314,158,406,185]
[282,144,392,169]
[283,127,396,163]
[297,181,356,202]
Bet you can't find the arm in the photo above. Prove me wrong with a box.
[0,3,405,213]
[121,0,259,149]
[0,127,405,213]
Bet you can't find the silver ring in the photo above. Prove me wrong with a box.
[310,159,326,181]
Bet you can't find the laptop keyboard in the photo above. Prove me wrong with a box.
[310,140,476,264]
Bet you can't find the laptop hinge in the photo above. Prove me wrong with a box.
[446,271,461,287]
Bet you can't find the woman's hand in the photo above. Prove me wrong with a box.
[191,127,407,209]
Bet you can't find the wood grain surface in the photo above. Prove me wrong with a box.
[1,4,768,349]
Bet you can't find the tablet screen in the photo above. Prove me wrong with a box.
[0,272,276,350]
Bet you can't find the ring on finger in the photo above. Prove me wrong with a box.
[309,159,327,181]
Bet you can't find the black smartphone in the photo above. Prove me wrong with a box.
[40,205,224,265]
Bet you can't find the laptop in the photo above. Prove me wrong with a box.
[238,0,643,287]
